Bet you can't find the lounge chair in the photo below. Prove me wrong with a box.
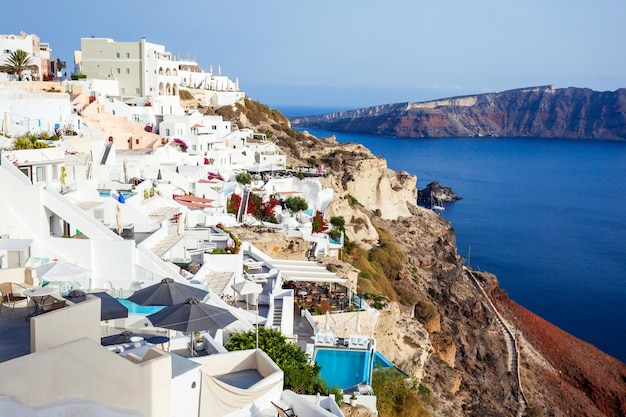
[0,282,29,317]
[271,401,296,417]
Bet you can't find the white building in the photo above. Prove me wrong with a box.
[0,32,50,81]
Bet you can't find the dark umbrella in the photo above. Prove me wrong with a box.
[126,278,208,306]
[100,330,153,346]
[146,297,237,333]
[64,290,129,321]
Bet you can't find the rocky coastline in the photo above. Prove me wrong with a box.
[227,98,626,416]
[289,86,626,141]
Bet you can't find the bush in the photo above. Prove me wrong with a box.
[372,368,429,417]
[70,73,86,80]
[284,196,308,213]
[235,172,252,185]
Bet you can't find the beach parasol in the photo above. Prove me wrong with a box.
[126,277,208,306]
[231,279,262,309]
[36,262,89,290]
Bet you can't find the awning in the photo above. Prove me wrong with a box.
[267,259,348,284]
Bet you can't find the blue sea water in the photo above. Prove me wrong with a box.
[278,105,626,363]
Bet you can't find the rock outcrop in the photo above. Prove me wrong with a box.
[417,181,461,207]
[291,86,626,141]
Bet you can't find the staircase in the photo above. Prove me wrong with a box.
[272,299,283,328]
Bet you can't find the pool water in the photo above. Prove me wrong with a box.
[373,351,394,369]
[117,298,165,315]
[99,191,134,198]
[314,348,372,389]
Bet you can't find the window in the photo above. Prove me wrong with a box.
[116,53,120,58]
[36,166,46,182]
[164,128,170,136]
[116,68,121,74]
[2,49,9,54]
[126,68,130,74]
[51,164,58,180]
[125,52,130,58]
[135,88,140,94]
[132,115,140,122]
[191,145,196,151]
[212,125,217,130]
[120,88,125,94]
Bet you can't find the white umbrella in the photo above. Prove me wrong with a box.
[116,204,122,235]
[231,279,262,309]
[177,211,186,236]
[123,159,129,183]
[36,262,90,290]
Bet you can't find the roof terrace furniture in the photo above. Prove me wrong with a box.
[271,401,296,417]
[0,282,30,317]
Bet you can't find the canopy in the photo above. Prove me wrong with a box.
[36,262,89,282]
[147,297,237,333]
[64,290,129,321]
[126,277,208,306]
[267,259,348,284]
[231,280,262,296]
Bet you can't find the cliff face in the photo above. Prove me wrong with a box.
[227,98,626,416]
[291,86,626,140]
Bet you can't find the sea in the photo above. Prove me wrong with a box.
[277,105,626,363]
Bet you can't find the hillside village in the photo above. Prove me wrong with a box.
[0,33,382,417]
[2,32,626,417]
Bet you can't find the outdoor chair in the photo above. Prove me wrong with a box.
[0,282,29,317]
[271,401,296,417]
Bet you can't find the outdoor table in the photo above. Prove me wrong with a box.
[23,286,56,320]
[146,335,170,350]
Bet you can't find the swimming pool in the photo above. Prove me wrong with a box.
[314,348,373,389]
[373,351,394,369]
[116,298,165,315]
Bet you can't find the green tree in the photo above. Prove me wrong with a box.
[225,327,329,394]
[0,49,37,80]
[283,196,308,213]
[235,172,252,185]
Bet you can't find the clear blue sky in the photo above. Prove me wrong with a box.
[2,0,625,109]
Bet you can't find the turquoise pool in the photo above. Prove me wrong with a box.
[314,348,372,389]
[373,351,394,369]
[116,298,165,315]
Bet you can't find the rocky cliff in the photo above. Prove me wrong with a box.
[217,97,626,416]
[290,86,626,140]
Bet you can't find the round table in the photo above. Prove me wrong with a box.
[23,287,56,319]
[146,335,170,350]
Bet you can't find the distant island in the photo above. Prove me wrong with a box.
[290,85,626,141]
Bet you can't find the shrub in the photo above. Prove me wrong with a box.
[372,368,429,417]
[227,193,241,214]
[283,196,308,213]
[312,210,324,233]
[330,216,345,229]
[235,172,252,185]
[346,194,359,205]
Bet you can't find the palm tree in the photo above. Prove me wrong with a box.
[0,49,37,81]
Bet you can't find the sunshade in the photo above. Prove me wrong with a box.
[231,280,262,296]
[36,262,89,281]
[64,290,129,321]
[146,297,237,333]
[126,277,208,306]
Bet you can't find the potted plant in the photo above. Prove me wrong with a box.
[350,392,357,406]
[193,331,204,351]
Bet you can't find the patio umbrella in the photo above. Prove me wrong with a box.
[146,297,237,334]
[126,277,208,306]
[231,279,262,309]
[116,204,122,235]
[64,290,129,321]
[100,330,152,346]
[36,262,90,290]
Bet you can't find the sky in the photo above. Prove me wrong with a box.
[2,0,625,109]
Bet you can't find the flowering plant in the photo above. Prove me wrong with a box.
[172,138,188,151]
